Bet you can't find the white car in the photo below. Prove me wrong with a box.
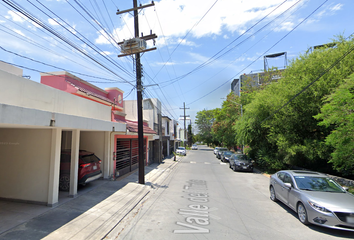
[213,147,220,155]
[176,147,186,156]
[192,144,198,150]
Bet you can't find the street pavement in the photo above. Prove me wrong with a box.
[111,145,354,240]
[2,146,354,240]
[0,155,179,240]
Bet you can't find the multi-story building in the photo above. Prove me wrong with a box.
[124,98,163,164]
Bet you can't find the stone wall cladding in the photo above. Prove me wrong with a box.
[327,174,354,187]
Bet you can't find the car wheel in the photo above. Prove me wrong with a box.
[59,174,70,191]
[270,186,277,202]
[229,163,231,169]
[297,203,309,225]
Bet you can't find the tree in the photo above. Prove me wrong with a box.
[195,109,219,146]
[212,92,241,149]
[237,35,354,173]
[188,124,194,146]
[315,73,354,176]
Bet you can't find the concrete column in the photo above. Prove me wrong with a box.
[167,139,170,156]
[103,131,110,179]
[47,128,62,207]
[69,129,80,197]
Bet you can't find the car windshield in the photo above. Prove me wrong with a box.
[177,147,185,150]
[224,151,233,156]
[294,176,345,193]
[234,154,250,161]
[81,154,100,163]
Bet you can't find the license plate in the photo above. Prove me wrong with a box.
[347,216,354,224]
[93,166,97,170]
[243,166,248,169]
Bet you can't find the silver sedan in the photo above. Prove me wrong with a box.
[269,170,354,231]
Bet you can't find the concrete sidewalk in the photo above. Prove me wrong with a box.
[0,156,180,240]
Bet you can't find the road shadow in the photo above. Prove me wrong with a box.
[0,161,165,240]
[274,201,354,238]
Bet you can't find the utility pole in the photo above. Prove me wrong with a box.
[117,1,157,185]
[180,102,190,147]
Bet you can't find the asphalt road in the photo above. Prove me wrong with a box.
[114,145,354,240]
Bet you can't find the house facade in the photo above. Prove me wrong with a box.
[0,62,155,207]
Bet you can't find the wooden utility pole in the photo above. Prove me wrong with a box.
[117,1,156,184]
[180,102,190,147]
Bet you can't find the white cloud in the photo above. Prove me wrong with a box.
[330,3,343,12]
[48,18,59,26]
[13,29,25,37]
[274,21,295,32]
[95,0,300,45]
[6,10,27,23]
[100,51,114,56]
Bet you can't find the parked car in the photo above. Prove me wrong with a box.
[216,148,228,159]
[220,151,234,162]
[59,150,102,191]
[176,147,187,156]
[269,170,354,231]
[213,147,220,155]
[229,154,253,172]
[192,144,198,150]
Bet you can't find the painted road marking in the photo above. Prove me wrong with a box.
[174,180,211,234]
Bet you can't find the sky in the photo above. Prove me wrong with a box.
[0,0,353,128]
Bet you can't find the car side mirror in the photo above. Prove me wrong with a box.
[343,186,349,191]
[284,183,292,188]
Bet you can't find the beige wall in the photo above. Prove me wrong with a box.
[80,132,105,159]
[0,69,112,122]
[0,61,23,76]
[0,129,52,203]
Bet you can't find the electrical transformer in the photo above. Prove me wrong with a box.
[120,38,147,54]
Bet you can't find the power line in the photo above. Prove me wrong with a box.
[2,0,135,86]
[187,0,328,106]
[151,0,219,81]
[168,0,303,98]
[158,0,296,86]
[33,0,134,79]
[262,39,354,123]
[0,46,134,83]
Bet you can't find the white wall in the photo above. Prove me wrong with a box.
[0,129,52,203]
[0,69,112,122]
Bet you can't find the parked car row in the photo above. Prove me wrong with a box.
[214,147,254,172]
[213,146,354,232]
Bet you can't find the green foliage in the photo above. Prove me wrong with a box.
[315,74,354,175]
[188,124,193,147]
[195,109,219,145]
[212,93,241,149]
[196,35,354,175]
[240,35,354,174]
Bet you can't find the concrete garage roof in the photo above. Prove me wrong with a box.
[0,103,126,132]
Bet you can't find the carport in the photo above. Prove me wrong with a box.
[0,66,125,206]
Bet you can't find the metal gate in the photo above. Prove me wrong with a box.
[116,139,146,177]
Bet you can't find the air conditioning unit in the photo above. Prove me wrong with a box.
[120,38,147,54]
